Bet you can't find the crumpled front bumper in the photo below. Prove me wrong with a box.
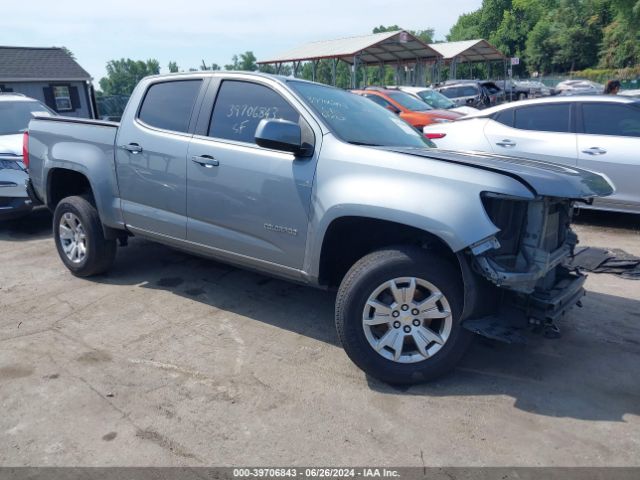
[462,267,586,343]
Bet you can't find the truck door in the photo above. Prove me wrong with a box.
[115,79,205,239]
[186,78,319,269]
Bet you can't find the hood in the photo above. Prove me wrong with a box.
[383,147,614,199]
[428,109,462,120]
[0,134,23,158]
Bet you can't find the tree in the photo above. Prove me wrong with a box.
[98,59,161,95]
[168,61,179,73]
[599,0,640,67]
[373,24,434,43]
[258,64,293,75]
[447,11,482,41]
[61,47,76,60]
[199,61,221,71]
[225,51,257,71]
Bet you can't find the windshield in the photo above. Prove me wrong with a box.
[386,91,431,111]
[416,90,456,109]
[0,100,54,135]
[290,81,431,148]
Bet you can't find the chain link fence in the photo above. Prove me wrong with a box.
[95,95,130,121]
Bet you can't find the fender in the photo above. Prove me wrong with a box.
[30,117,125,230]
[303,138,536,281]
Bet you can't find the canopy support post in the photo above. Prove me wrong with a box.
[331,59,337,86]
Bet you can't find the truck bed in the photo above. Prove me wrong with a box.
[28,115,123,229]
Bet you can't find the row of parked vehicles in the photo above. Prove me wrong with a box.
[1,72,637,385]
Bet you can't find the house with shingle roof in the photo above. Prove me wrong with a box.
[0,46,96,118]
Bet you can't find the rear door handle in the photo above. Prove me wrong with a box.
[496,139,516,148]
[582,147,607,156]
[121,143,143,154]
[191,155,219,168]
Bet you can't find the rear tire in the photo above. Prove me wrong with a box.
[335,246,472,385]
[53,195,116,277]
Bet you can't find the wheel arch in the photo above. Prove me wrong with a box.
[315,215,461,289]
[46,167,123,240]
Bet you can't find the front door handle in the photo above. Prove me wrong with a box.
[582,147,607,156]
[121,143,143,154]
[496,139,516,148]
[191,155,219,168]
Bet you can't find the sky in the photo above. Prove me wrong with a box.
[1,0,482,83]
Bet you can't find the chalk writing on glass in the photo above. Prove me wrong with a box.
[227,104,280,119]
[305,96,347,121]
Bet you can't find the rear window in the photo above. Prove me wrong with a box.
[0,100,54,135]
[514,104,571,133]
[364,94,394,109]
[138,80,202,133]
[386,91,431,111]
[582,103,640,137]
[493,108,514,127]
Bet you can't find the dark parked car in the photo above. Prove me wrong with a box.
[436,81,502,109]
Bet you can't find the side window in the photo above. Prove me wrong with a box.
[365,94,393,109]
[582,103,640,137]
[208,80,300,144]
[514,104,570,133]
[493,108,514,127]
[461,86,479,97]
[440,88,458,98]
[138,80,202,133]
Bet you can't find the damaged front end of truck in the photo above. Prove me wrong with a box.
[462,194,589,342]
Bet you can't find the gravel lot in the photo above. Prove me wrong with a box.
[1,208,639,466]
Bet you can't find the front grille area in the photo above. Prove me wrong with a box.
[481,195,528,267]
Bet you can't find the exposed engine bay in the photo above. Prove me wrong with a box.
[462,194,587,342]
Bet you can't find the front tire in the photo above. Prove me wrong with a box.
[335,246,472,385]
[53,196,116,277]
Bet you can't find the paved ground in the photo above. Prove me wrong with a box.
[1,208,639,467]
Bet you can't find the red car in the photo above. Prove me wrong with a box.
[351,88,462,129]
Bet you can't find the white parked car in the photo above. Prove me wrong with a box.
[0,93,54,220]
[555,79,604,96]
[620,89,640,99]
[424,96,640,214]
[390,86,479,115]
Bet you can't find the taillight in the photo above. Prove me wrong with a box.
[22,131,29,169]
[425,132,446,139]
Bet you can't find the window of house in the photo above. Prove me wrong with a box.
[53,86,72,111]
[138,80,202,133]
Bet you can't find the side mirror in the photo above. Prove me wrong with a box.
[255,119,304,155]
[386,105,401,115]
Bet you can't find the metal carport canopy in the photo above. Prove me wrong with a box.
[257,30,442,66]
[427,39,506,62]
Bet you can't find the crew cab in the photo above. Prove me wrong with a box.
[26,72,613,384]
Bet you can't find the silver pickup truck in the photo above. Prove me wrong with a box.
[27,72,613,384]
